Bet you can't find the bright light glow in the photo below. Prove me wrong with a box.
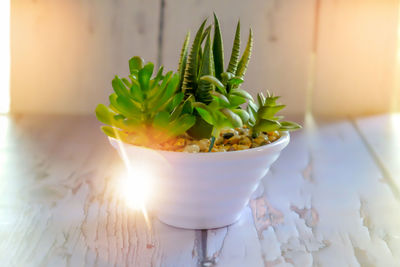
[118,167,153,211]
[0,0,10,113]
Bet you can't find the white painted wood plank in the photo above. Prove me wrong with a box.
[0,115,199,267]
[313,0,399,117]
[210,120,400,266]
[354,113,400,193]
[162,0,315,116]
[11,0,160,114]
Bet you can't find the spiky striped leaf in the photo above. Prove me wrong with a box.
[178,32,190,91]
[182,19,207,96]
[196,32,214,104]
[236,29,253,78]
[226,21,241,74]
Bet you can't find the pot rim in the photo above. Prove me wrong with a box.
[108,131,290,159]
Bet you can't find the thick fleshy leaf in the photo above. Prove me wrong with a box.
[227,77,244,86]
[195,107,214,125]
[199,75,226,95]
[170,114,196,136]
[221,108,242,128]
[213,13,224,80]
[228,95,246,107]
[95,104,116,126]
[280,121,302,131]
[112,76,131,99]
[226,21,241,74]
[254,119,281,132]
[210,91,230,107]
[258,105,286,119]
[130,80,143,102]
[230,88,253,101]
[152,111,170,129]
[233,109,249,124]
[115,95,141,118]
[138,62,154,91]
[129,56,144,74]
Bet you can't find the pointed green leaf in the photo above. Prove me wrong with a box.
[197,32,215,104]
[227,21,241,74]
[236,29,253,78]
[178,32,190,90]
[213,13,224,80]
[227,77,244,86]
[152,111,170,129]
[182,19,207,96]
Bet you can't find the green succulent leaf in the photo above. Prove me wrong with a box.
[230,88,253,101]
[227,21,241,74]
[199,75,226,94]
[152,111,170,129]
[138,62,154,91]
[210,91,230,107]
[228,95,247,107]
[213,13,224,80]
[233,109,250,124]
[236,29,253,78]
[221,108,242,128]
[197,32,215,104]
[95,104,116,126]
[130,80,143,102]
[182,19,207,96]
[178,32,190,90]
[170,114,196,136]
[228,77,244,86]
[112,76,131,99]
[129,56,144,74]
[254,119,281,132]
[280,121,302,131]
[195,107,214,125]
[258,105,286,120]
[257,92,266,106]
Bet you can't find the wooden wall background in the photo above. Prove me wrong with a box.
[10,0,400,117]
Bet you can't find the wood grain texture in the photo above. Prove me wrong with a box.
[354,113,400,195]
[161,0,315,117]
[313,0,399,117]
[10,0,160,115]
[1,114,400,266]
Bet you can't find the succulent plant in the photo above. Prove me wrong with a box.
[246,91,301,136]
[178,14,254,142]
[95,56,195,147]
[95,14,301,152]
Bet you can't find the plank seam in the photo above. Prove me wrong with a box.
[350,118,400,201]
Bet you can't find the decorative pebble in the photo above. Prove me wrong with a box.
[184,144,200,153]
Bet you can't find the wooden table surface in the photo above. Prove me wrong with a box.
[0,114,399,267]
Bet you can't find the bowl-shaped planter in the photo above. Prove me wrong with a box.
[109,132,290,229]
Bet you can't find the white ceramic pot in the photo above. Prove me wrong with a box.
[109,132,289,229]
